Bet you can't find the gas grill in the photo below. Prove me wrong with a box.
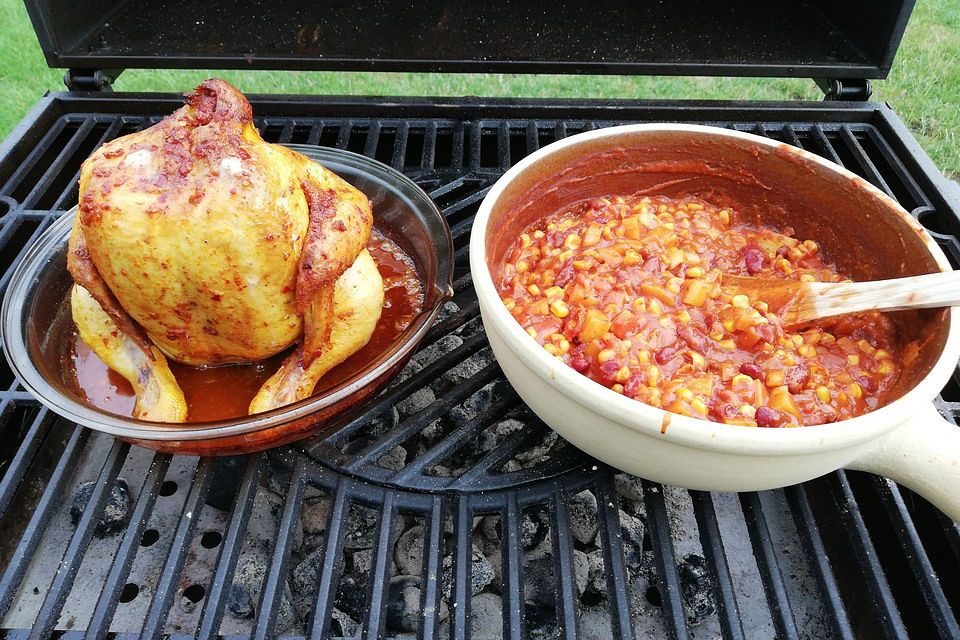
[2,2,960,638]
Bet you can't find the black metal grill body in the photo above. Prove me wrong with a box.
[0,94,959,640]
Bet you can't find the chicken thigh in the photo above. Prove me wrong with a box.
[69,79,383,420]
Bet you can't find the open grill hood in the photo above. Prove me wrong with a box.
[24,0,913,80]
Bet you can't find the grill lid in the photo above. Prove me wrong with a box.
[25,0,913,81]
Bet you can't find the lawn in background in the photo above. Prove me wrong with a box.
[1,0,957,179]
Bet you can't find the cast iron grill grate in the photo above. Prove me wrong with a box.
[0,97,958,639]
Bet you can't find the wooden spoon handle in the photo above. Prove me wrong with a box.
[788,270,960,325]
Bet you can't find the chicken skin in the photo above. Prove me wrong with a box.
[69,79,383,421]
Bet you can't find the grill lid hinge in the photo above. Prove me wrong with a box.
[815,78,872,101]
[64,68,123,91]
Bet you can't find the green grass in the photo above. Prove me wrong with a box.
[1,0,958,178]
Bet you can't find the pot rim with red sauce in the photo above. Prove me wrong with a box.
[469,123,960,521]
[0,146,454,455]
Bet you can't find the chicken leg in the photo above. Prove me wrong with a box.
[71,285,187,422]
[249,249,384,413]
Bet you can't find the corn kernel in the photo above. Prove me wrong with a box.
[503,298,516,311]
[666,277,683,294]
[678,388,694,401]
[544,343,559,356]
[753,301,769,314]
[731,294,750,309]
[558,339,570,354]
[686,266,705,278]
[677,310,692,324]
[690,351,705,368]
[798,344,816,358]
[847,354,860,366]
[526,327,537,339]
[648,299,663,315]
[612,383,625,394]
[691,398,709,415]
[857,339,875,355]
[598,349,616,363]
[572,259,592,272]
[637,349,651,364]
[816,386,831,403]
[719,339,736,351]
[646,365,660,387]
[659,316,674,328]
[874,349,891,360]
[558,250,573,263]
[550,300,569,318]
[515,260,529,273]
[800,274,816,282]
[731,374,753,387]
[615,366,631,383]
[848,383,863,399]
[722,319,735,333]
[543,285,564,299]
[739,404,757,418]
[877,360,894,375]
[563,234,581,250]
[520,233,532,248]
[527,284,541,296]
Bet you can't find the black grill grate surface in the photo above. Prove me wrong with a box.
[0,95,959,639]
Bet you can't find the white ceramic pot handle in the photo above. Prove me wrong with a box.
[847,403,960,522]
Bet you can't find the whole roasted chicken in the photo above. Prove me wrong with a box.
[69,79,384,422]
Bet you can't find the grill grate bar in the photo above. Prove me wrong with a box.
[942,514,960,563]
[84,453,172,640]
[392,123,410,171]
[551,490,579,640]
[873,478,960,637]
[390,388,522,485]
[502,493,526,640]
[690,491,746,640]
[0,407,54,521]
[862,127,931,209]
[450,496,473,638]
[361,492,396,640]
[308,478,350,640]
[642,482,688,640]
[324,331,488,448]
[344,361,502,472]
[0,215,56,296]
[20,119,97,210]
[0,426,88,622]
[783,484,856,639]
[0,118,71,199]
[28,439,130,640]
[738,492,799,640]
[828,471,907,639]
[363,122,382,159]
[140,458,214,640]
[422,299,480,345]
[808,126,844,165]
[50,118,128,211]
[838,126,895,196]
[254,461,307,640]
[196,454,263,640]
[596,478,636,640]
[418,496,444,640]
[450,415,546,490]
[421,122,437,170]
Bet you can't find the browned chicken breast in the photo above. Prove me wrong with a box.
[68,79,384,421]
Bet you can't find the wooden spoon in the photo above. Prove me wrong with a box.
[724,271,960,328]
